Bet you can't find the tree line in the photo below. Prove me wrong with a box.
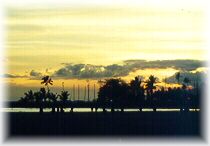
[17,73,201,113]
[97,73,201,112]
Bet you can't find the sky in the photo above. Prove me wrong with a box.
[2,0,208,100]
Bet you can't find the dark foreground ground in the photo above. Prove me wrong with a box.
[7,111,200,137]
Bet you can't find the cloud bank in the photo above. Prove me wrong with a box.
[2,73,26,78]
[3,59,206,80]
[52,59,206,79]
[30,70,42,77]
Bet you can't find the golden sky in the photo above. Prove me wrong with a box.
[3,0,207,99]
[6,2,205,74]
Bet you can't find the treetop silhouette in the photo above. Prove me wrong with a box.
[17,73,201,113]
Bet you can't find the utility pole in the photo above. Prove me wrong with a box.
[73,84,75,101]
[94,84,96,101]
[84,86,86,101]
[78,85,80,101]
[62,82,64,91]
[86,79,90,102]
[87,83,90,102]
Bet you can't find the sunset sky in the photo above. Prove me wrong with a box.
[2,0,207,100]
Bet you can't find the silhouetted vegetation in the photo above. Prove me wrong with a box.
[59,90,70,112]
[16,73,202,113]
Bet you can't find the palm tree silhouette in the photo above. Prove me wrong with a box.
[23,90,34,102]
[175,72,181,84]
[130,76,142,96]
[145,75,158,96]
[59,90,70,112]
[183,77,190,87]
[181,77,191,90]
[130,76,144,106]
[19,90,34,104]
[144,75,158,111]
[181,77,191,111]
[41,76,53,91]
[17,73,200,113]
[48,92,58,113]
[34,90,44,113]
[18,97,28,103]
[98,78,130,111]
[40,87,47,102]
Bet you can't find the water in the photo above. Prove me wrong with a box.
[1,108,200,112]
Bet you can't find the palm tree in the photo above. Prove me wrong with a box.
[180,77,191,111]
[59,90,70,112]
[145,75,158,96]
[34,91,43,113]
[23,90,34,102]
[175,72,181,84]
[39,87,47,102]
[18,90,34,104]
[48,92,58,113]
[40,76,53,112]
[183,77,190,87]
[98,78,130,111]
[33,88,47,113]
[41,76,53,91]
[18,97,28,103]
[145,75,158,111]
[130,76,141,96]
[129,76,144,106]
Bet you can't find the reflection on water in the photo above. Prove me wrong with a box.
[1,108,200,112]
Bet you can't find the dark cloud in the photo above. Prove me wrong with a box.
[30,70,42,77]
[2,74,26,78]
[2,70,42,79]
[165,71,207,86]
[124,59,205,71]
[52,59,206,79]
[54,64,115,79]
[3,60,206,79]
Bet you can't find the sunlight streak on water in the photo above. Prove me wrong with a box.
[157,109,180,112]
[1,108,200,112]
